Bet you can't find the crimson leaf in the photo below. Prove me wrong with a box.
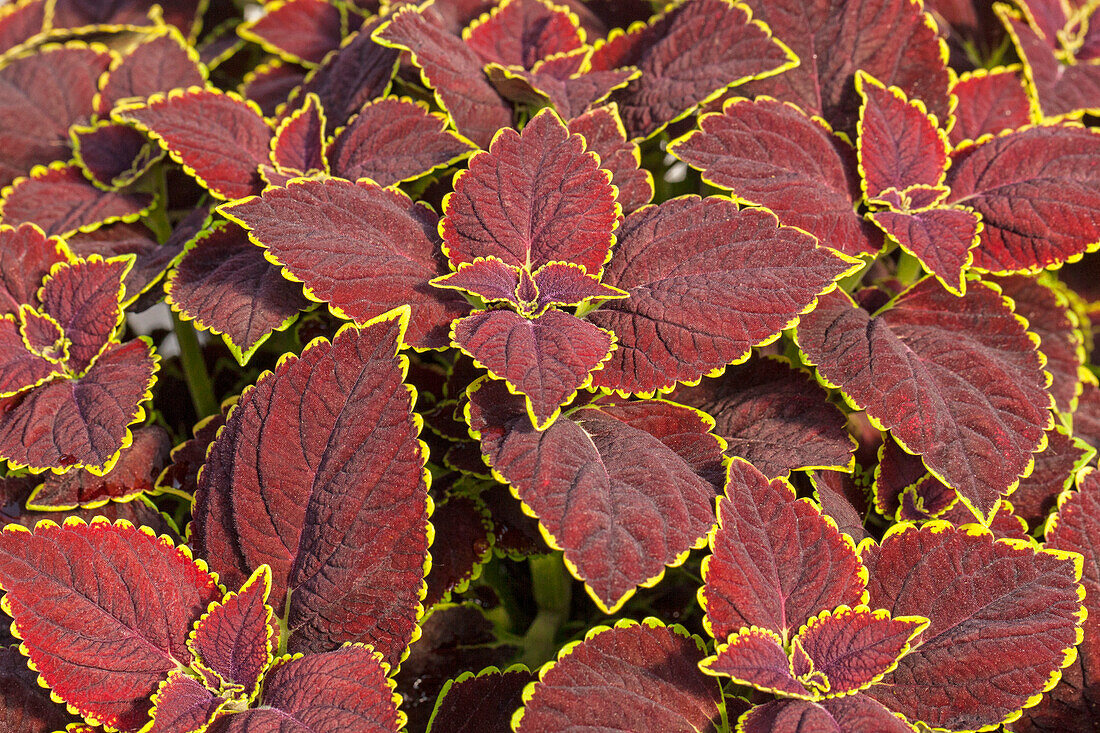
[463,0,585,68]
[948,67,1031,146]
[238,0,346,66]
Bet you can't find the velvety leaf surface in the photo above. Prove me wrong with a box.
[220,177,469,349]
[467,379,722,612]
[796,280,1052,520]
[115,88,271,200]
[1001,8,1100,119]
[211,645,403,733]
[167,220,309,364]
[0,643,81,733]
[703,458,866,643]
[1011,426,1094,528]
[50,0,203,34]
[514,621,721,732]
[373,6,511,148]
[38,256,127,373]
[566,103,652,214]
[703,627,807,697]
[810,469,871,542]
[1047,470,1100,660]
[868,207,980,295]
[738,0,952,137]
[453,308,614,428]
[26,425,170,509]
[72,122,162,190]
[241,60,308,118]
[861,523,1085,731]
[67,221,173,306]
[481,482,547,557]
[531,261,625,310]
[431,257,524,306]
[239,0,345,66]
[156,405,228,497]
[0,338,157,473]
[488,54,639,122]
[427,667,537,733]
[670,98,882,258]
[327,96,475,185]
[270,94,326,175]
[189,565,274,696]
[588,197,853,394]
[0,519,220,731]
[0,0,46,56]
[739,695,917,733]
[0,224,69,317]
[1012,654,1100,732]
[670,356,854,478]
[949,67,1032,146]
[95,28,206,115]
[0,44,112,187]
[0,316,63,397]
[588,0,796,139]
[193,315,429,662]
[1077,382,1100,451]
[464,0,584,68]
[0,163,154,237]
[442,107,617,274]
[147,673,225,733]
[423,494,492,608]
[945,126,1100,272]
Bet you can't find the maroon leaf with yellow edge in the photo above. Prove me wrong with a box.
[0,224,70,317]
[0,518,221,731]
[566,103,652,214]
[94,27,207,115]
[810,470,871,542]
[146,673,227,733]
[948,67,1031,146]
[193,313,429,662]
[0,644,83,733]
[0,315,63,397]
[945,126,1100,273]
[738,695,917,733]
[239,0,346,66]
[71,122,162,191]
[0,43,112,187]
[114,88,272,200]
[670,356,855,479]
[39,256,127,373]
[701,626,810,697]
[242,60,308,118]
[860,522,1085,731]
[50,0,204,35]
[738,0,952,138]
[427,667,537,733]
[669,98,883,258]
[1010,425,1094,528]
[219,177,469,349]
[703,458,867,643]
[588,196,856,395]
[372,6,511,148]
[513,620,721,732]
[423,494,493,608]
[442,107,617,274]
[452,308,614,428]
[431,257,524,306]
[796,279,1052,521]
[189,565,275,697]
[588,0,797,140]
[270,94,327,175]
[0,0,46,56]
[326,96,476,185]
[166,220,310,365]
[487,51,640,122]
[156,403,229,497]
[531,262,626,310]
[0,163,155,237]
[463,0,584,68]
[66,222,175,308]
[868,207,981,295]
[466,379,722,612]
[1078,382,1100,451]
[25,425,171,510]
[209,645,404,733]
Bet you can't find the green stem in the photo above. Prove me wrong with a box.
[172,312,218,418]
[141,165,172,244]
[519,553,571,669]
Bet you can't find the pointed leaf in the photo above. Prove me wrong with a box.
[372,6,511,148]
[146,673,226,733]
[166,220,310,365]
[565,103,652,214]
[193,314,429,662]
[94,27,207,115]
[670,98,882,258]
[703,458,867,643]
[68,220,187,306]
[270,94,326,175]
[948,67,1031,146]
[219,177,469,349]
[809,470,870,542]
[0,518,221,731]
[945,125,1100,273]
[513,620,721,732]
[861,522,1085,731]
[0,315,63,397]
[796,280,1052,520]
[531,261,626,310]
[442,107,618,274]
[588,0,797,139]
[431,257,524,306]
[241,59,308,118]
[423,494,492,608]
[670,356,854,478]
[39,257,128,373]
[239,0,346,66]
[488,53,640,122]
[464,0,584,68]
[0,224,70,317]
[702,626,808,697]
[427,667,537,733]
[588,196,855,394]
[453,309,614,428]
[738,695,917,733]
[1012,425,1094,528]
[115,88,271,200]
[868,207,981,295]
[467,379,723,612]
[327,96,476,185]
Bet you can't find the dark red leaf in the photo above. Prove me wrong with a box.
[0,162,155,237]
[49,0,204,37]
[738,695,918,733]
[872,436,933,519]
[372,6,511,148]
[487,51,640,122]
[166,220,310,365]
[0,224,70,317]
[702,626,808,697]
[514,620,721,732]
[480,482,547,558]
[531,261,626,310]
[0,518,220,731]
[240,59,308,118]
[588,197,856,394]
[66,221,169,305]
[945,125,1100,273]
[0,43,111,187]
[463,0,584,68]
[1012,654,1100,732]
[467,379,722,612]
[0,0,47,56]
[588,0,797,139]
[146,673,226,733]
[442,107,617,275]
[1,491,176,540]
[38,256,127,373]
[327,96,476,185]
[1011,425,1094,529]
[796,280,1052,520]
[453,309,614,428]
[239,0,346,66]
[567,103,653,214]
[193,314,429,663]
[948,66,1032,146]
[1078,381,1100,451]
[270,93,327,175]
[703,458,867,642]
[25,425,170,510]
[114,88,271,200]
[670,97,883,258]
[427,667,537,733]
[670,356,855,479]
[431,257,524,307]
[71,122,162,190]
[94,26,206,115]
[861,522,1085,731]
[156,402,230,496]
[868,207,981,295]
[423,494,492,607]
[0,314,63,398]
[809,469,871,542]
[219,177,470,349]
[0,644,81,733]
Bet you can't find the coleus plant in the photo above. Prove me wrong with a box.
[0,0,1098,732]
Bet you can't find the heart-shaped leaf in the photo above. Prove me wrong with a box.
[868,207,981,295]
